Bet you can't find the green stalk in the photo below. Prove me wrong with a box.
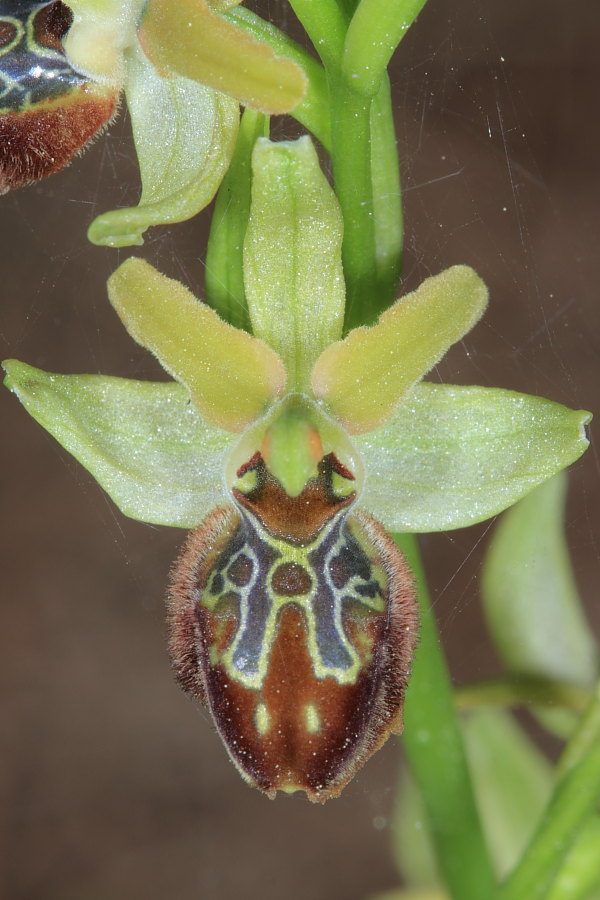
[285,0,381,330]
[223,7,331,150]
[370,74,403,310]
[205,109,269,329]
[455,677,590,715]
[285,0,347,70]
[497,682,600,900]
[330,80,377,332]
[547,817,600,900]
[556,680,600,779]
[343,0,429,97]
[395,533,497,900]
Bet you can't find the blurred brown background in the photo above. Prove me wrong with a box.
[1,1,599,898]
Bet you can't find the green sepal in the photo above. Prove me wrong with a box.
[244,136,346,390]
[482,471,597,689]
[88,41,239,247]
[355,383,591,532]
[107,258,286,432]
[393,709,552,886]
[205,108,269,330]
[312,266,488,433]
[2,361,235,528]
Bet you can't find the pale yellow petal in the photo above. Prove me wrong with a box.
[139,0,307,114]
[311,266,488,433]
[107,258,286,432]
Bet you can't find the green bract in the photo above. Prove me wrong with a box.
[3,136,591,536]
[482,472,597,688]
[394,709,553,887]
[64,0,307,246]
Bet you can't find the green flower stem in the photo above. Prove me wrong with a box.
[285,0,347,71]
[285,0,380,328]
[547,817,600,900]
[370,74,403,309]
[395,533,497,900]
[556,681,600,779]
[330,81,378,332]
[223,7,331,150]
[497,682,600,900]
[336,0,361,15]
[273,0,409,328]
[205,109,269,330]
[343,0,429,97]
[455,678,590,716]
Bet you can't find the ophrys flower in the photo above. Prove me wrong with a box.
[0,0,306,245]
[3,137,590,800]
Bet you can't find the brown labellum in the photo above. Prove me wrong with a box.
[168,452,418,802]
[0,1,119,193]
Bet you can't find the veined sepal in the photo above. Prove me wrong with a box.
[87,39,240,247]
[1,360,236,527]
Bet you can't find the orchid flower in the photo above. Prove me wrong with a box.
[3,137,590,801]
[0,0,306,245]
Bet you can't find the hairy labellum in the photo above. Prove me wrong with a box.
[0,1,117,192]
[169,450,418,802]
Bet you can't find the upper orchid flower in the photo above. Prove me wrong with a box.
[3,137,590,801]
[0,0,306,245]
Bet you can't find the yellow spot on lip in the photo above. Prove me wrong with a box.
[279,782,304,795]
[304,703,320,734]
[255,702,271,735]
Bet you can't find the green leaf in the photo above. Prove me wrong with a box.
[463,710,553,878]
[397,534,497,900]
[546,816,600,900]
[205,108,269,330]
[496,683,600,900]
[244,136,346,390]
[139,0,307,114]
[392,761,440,889]
[394,709,552,887]
[368,891,448,900]
[356,383,591,532]
[312,266,488,433]
[107,258,286,432]
[88,40,239,247]
[3,361,235,528]
[482,471,597,688]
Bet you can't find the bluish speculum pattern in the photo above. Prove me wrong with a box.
[0,2,85,111]
[169,429,418,802]
[0,1,117,192]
